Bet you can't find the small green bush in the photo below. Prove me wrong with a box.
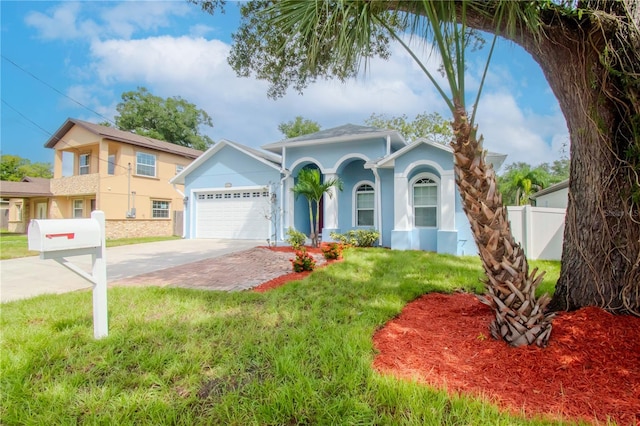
[286,228,307,249]
[330,229,380,247]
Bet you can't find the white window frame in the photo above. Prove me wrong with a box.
[136,152,156,177]
[79,153,90,175]
[152,200,170,219]
[73,199,84,218]
[411,173,439,228]
[352,180,375,227]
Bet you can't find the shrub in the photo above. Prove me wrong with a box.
[286,228,307,250]
[329,229,380,247]
[320,242,344,260]
[290,248,316,272]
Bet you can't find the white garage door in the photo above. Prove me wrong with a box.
[195,188,270,239]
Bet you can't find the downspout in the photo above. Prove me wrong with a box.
[386,135,391,156]
[371,166,383,246]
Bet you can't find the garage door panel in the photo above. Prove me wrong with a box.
[195,190,270,239]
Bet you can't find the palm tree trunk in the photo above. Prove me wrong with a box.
[307,200,314,247]
[314,200,321,248]
[451,104,555,347]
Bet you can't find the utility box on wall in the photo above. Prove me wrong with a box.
[28,218,101,253]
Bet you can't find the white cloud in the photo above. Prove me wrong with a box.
[80,28,565,166]
[475,92,568,169]
[25,2,85,40]
[25,1,190,42]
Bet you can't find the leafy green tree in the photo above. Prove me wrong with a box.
[499,160,569,205]
[0,155,52,181]
[365,112,452,144]
[278,116,321,138]
[193,0,640,318]
[291,168,343,248]
[114,87,214,151]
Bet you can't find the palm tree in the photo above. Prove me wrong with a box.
[266,1,555,346]
[291,168,343,248]
[500,164,550,206]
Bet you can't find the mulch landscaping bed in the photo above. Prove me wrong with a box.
[372,292,640,425]
[252,251,640,425]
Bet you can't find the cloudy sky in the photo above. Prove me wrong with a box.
[1,1,569,171]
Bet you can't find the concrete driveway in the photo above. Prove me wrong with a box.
[0,239,262,303]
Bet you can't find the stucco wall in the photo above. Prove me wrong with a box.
[105,219,173,239]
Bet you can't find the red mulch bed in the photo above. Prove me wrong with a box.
[252,245,337,293]
[373,292,640,425]
[250,249,640,424]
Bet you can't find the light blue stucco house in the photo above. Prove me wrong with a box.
[171,124,505,255]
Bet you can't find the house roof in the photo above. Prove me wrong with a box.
[261,124,406,152]
[530,179,569,199]
[170,139,282,185]
[0,176,52,198]
[45,118,203,159]
[372,138,453,169]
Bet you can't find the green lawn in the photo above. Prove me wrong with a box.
[0,231,180,260]
[0,248,567,425]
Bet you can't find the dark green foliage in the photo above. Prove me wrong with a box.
[114,87,214,151]
[0,154,52,181]
[365,111,453,144]
[278,116,321,138]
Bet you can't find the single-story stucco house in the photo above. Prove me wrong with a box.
[171,124,506,255]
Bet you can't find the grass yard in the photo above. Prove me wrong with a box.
[0,248,564,425]
[0,231,180,260]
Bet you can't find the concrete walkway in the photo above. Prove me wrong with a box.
[0,239,262,303]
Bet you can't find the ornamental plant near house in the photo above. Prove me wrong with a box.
[285,228,306,250]
[320,242,343,260]
[291,248,316,272]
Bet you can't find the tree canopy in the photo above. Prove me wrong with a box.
[0,154,52,181]
[365,112,452,144]
[113,87,214,151]
[278,116,321,138]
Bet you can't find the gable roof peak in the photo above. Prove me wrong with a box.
[46,118,203,159]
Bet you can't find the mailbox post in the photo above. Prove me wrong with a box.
[28,211,108,339]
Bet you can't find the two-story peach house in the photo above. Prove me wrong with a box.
[2,118,202,238]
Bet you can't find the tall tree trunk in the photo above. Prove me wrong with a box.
[523,15,640,315]
[451,104,555,347]
[466,3,640,316]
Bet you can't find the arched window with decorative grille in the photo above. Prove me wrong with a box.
[412,175,438,228]
[353,182,375,226]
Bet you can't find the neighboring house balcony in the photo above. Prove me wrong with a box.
[50,174,99,196]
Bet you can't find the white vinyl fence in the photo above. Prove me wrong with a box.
[506,205,565,261]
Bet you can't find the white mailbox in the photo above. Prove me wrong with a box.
[27,211,109,339]
[28,218,102,252]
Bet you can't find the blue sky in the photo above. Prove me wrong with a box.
[1,1,568,171]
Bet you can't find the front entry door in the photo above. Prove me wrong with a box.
[36,202,47,219]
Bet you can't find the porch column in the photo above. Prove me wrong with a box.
[440,170,456,230]
[323,173,339,229]
[322,173,339,241]
[285,175,295,233]
[393,173,410,230]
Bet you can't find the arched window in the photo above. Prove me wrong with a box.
[354,183,375,226]
[413,176,438,227]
